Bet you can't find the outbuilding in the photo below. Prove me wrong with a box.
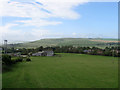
[32,50,54,56]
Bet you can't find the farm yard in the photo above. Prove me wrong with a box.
[2,53,118,88]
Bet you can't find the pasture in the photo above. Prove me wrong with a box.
[3,53,118,88]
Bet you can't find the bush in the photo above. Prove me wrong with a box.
[12,60,17,64]
[15,57,23,62]
[26,58,31,62]
[2,54,12,65]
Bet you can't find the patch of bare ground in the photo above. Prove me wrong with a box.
[90,40,119,43]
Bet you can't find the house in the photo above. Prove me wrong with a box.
[21,55,27,58]
[32,51,44,56]
[83,49,92,53]
[97,50,103,54]
[44,50,54,56]
[116,50,119,53]
[32,50,54,56]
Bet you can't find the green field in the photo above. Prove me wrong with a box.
[3,53,118,88]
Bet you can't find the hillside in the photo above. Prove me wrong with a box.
[8,38,118,48]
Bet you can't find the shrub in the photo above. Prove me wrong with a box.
[12,60,17,64]
[26,58,31,62]
[15,57,23,62]
[2,54,12,65]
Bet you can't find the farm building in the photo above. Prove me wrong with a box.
[32,51,44,56]
[21,55,28,58]
[44,50,54,56]
[32,50,54,56]
[83,49,92,53]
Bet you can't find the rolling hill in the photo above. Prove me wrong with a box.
[8,38,118,48]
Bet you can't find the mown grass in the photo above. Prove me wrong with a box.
[3,53,118,88]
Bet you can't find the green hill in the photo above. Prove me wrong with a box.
[9,38,118,48]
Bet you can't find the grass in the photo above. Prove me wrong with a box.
[3,53,118,88]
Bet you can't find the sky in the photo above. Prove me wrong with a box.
[0,0,119,43]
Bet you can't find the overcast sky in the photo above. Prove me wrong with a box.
[0,0,119,43]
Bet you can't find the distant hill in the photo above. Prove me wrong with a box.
[8,38,118,48]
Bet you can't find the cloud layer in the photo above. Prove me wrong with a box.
[0,0,118,43]
[1,0,89,43]
[1,0,87,26]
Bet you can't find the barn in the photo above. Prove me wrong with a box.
[32,50,54,56]
[32,51,44,56]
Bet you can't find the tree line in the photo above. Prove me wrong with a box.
[2,46,120,57]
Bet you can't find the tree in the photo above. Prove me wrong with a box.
[2,54,12,65]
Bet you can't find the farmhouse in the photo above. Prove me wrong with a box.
[32,50,54,56]
[83,49,92,53]
[44,50,54,56]
[32,51,44,56]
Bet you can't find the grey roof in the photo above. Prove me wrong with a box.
[32,50,54,56]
